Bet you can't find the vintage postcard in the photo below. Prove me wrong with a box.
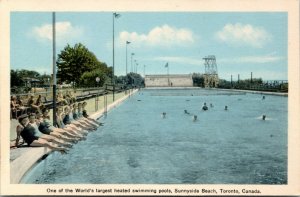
[0,0,299,196]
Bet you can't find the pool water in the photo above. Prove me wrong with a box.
[22,88,287,184]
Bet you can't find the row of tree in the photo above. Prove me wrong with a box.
[11,43,144,93]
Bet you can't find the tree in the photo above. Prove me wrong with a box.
[80,69,107,87]
[126,72,144,87]
[11,69,24,87]
[17,69,40,79]
[192,73,205,87]
[57,43,110,87]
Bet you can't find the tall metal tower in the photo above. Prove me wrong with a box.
[203,55,219,87]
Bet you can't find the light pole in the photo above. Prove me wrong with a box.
[95,77,100,110]
[112,12,121,102]
[52,12,57,126]
[134,59,137,73]
[126,41,130,76]
[47,77,50,97]
[131,53,135,73]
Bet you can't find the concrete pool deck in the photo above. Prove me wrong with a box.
[10,89,138,184]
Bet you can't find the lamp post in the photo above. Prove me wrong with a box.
[52,12,57,126]
[46,77,50,97]
[131,53,134,73]
[126,41,130,76]
[112,12,121,102]
[134,59,137,73]
[95,77,100,111]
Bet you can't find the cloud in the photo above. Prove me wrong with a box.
[32,21,83,43]
[215,23,271,48]
[119,25,195,47]
[152,56,202,66]
[219,54,284,64]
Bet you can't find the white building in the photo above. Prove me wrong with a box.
[144,74,193,87]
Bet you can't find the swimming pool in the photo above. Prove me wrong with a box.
[22,88,287,184]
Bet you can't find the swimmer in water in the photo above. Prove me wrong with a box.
[210,103,213,108]
[184,110,190,114]
[162,112,166,118]
[262,115,266,120]
[202,103,208,111]
[224,106,228,110]
[262,96,265,100]
[193,115,197,122]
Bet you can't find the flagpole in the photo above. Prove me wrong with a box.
[165,62,169,86]
[168,65,169,86]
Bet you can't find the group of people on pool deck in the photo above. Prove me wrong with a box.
[15,102,103,154]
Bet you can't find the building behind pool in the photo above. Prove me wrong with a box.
[144,74,194,87]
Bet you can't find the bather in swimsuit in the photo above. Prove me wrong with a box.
[63,114,71,125]
[38,121,52,135]
[82,110,88,118]
[21,124,39,146]
[73,112,78,120]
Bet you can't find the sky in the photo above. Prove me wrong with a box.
[10,12,287,81]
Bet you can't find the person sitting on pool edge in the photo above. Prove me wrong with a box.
[65,105,89,133]
[82,101,104,126]
[71,104,97,130]
[42,108,85,140]
[55,107,88,138]
[27,113,73,147]
[15,114,68,154]
[35,112,80,143]
[78,102,103,127]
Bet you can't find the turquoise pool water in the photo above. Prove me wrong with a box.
[22,88,287,184]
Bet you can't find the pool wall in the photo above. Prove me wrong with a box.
[10,89,139,184]
[215,88,288,96]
